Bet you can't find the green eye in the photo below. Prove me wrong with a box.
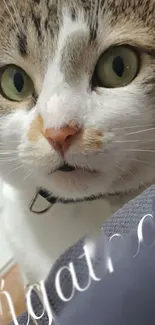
[0,65,34,101]
[95,46,140,88]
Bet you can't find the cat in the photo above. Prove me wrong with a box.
[0,0,155,284]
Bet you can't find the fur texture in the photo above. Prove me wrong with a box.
[0,0,155,282]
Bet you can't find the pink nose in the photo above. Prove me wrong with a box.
[44,124,79,155]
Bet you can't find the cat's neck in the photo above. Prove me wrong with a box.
[1,179,143,283]
[2,178,142,217]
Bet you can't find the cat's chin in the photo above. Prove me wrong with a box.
[42,167,104,201]
[49,163,99,175]
[50,168,99,183]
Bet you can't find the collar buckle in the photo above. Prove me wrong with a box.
[29,188,56,214]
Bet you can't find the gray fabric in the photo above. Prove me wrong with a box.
[58,210,155,325]
[104,185,155,236]
[10,185,155,325]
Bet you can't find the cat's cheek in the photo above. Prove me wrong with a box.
[18,136,62,174]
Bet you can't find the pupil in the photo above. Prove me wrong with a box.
[14,72,24,92]
[113,56,125,77]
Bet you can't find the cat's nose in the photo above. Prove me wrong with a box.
[44,123,79,155]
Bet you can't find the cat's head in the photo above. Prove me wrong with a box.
[0,0,155,201]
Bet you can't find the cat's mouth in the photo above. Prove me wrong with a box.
[55,163,97,174]
[58,163,75,172]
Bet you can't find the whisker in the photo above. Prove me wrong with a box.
[0,140,20,144]
[113,123,155,131]
[101,151,155,167]
[0,151,18,154]
[125,127,155,136]
[0,157,18,163]
[118,174,126,186]
[2,0,20,34]
[2,0,27,55]
[2,160,23,170]
[9,0,23,26]
[124,149,155,153]
[22,171,33,182]
[8,164,24,175]
[116,164,147,189]
[0,156,18,160]
[121,157,155,167]
[114,139,155,143]
[116,164,134,177]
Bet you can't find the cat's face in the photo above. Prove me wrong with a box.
[1,0,155,201]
